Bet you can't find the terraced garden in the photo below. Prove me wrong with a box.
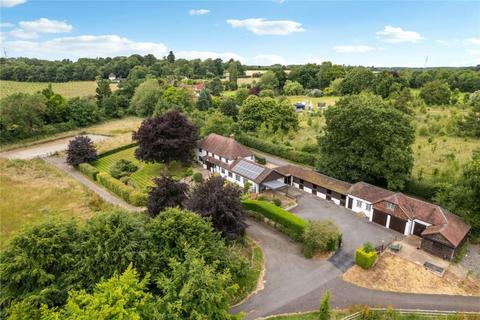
[93,146,190,192]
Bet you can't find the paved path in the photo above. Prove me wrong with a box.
[232,219,480,319]
[0,134,109,160]
[44,156,144,212]
[248,148,294,168]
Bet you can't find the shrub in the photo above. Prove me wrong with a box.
[255,155,267,165]
[319,290,331,320]
[66,136,97,166]
[78,163,99,180]
[147,175,188,218]
[272,198,282,207]
[355,247,377,269]
[96,172,146,206]
[242,200,306,240]
[363,241,375,253]
[109,159,138,179]
[303,220,341,258]
[192,172,203,183]
[97,142,138,158]
[309,89,323,97]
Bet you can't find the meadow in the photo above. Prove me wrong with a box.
[0,158,111,248]
[0,80,117,99]
[93,146,190,192]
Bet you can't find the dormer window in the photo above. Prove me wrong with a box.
[387,202,395,210]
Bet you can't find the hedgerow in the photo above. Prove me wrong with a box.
[242,200,306,240]
[78,163,99,180]
[96,172,147,206]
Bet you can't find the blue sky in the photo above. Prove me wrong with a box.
[0,0,479,66]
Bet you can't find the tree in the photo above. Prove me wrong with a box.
[132,110,199,164]
[435,150,480,237]
[147,175,188,217]
[283,80,304,96]
[208,77,223,96]
[235,88,249,105]
[458,90,480,137]
[41,265,160,320]
[420,80,452,105]
[288,64,320,89]
[220,96,239,119]
[196,89,212,111]
[238,95,268,132]
[202,110,235,137]
[259,70,279,91]
[41,85,67,124]
[65,97,101,127]
[0,93,46,141]
[129,79,163,117]
[271,66,288,91]
[161,86,193,111]
[317,62,345,89]
[317,93,415,190]
[269,98,299,133]
[339,67,375,95]
[95,77,111,107]
[303,220,340,258]
[188,176,246,240]
[66,136,97,166]
[102,92,129,118]
[319,290,331,320]
[166,51,175,63]
[392,87,414,115]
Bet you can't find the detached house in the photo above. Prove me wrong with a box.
[197,134,286,193]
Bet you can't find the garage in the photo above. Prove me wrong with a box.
[389,215,407,234]
[372,209,388,227]
[413,221,427,236]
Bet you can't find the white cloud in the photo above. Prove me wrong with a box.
[467,48,480,55]
[464,37,480,45]
[0,22,14,28]
[376,25,423,43]
[0,0,26,7]
[333,45,375,53]
[189,9,210,16]
[226,18,305,35]
[3,34,168,60]
[435,39,459,46]
[8,28,38,39]
[177,50,244,62]
[253,54,284,65]
[19,18,72,33]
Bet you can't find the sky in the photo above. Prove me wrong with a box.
[0,0,479,67]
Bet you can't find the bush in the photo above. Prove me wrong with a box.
[66,136,97,166]
[97,142,138,158]
[309,89,322,97]
[109,159,138,179]
[236,134,317,166]
[303,220,341,258]
[363,241,375,253]
[242,200,307,240]
[355,247,377,269]
[255,155,266,165]
[193,172,203,183]
[96,172,146,206]
[78,163,99,180]
[273,198,282,207]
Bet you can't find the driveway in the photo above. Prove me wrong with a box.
[291,193,401,269]
[0,134,108,160]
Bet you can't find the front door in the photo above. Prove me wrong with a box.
[348,197,353,209]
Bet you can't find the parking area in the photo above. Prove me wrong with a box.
[290,192,402,254]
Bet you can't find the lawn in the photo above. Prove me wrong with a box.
[0,158,112,248]
[0,80,117,99]
[285,95,340,107]
[93,146,190,192]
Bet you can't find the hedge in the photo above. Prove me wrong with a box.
[96,172,147,207]
[78,163,99,180]
[236,134,318,166]
[97,142,139,158]
[242,200,307,240]
[355,248,378,269]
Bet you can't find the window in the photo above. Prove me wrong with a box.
[387,202,395,210]
[219,156,222,161]
[221,168,225,174]
[299,179,304,184]
[365,203,372,211]
[228,172,232,178]
[198,148,202,153]
[235,174,241,182]
[312,184,317,189]
[356,199,363,208]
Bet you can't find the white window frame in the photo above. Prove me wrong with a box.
[356,199,363,208]
[365,203,372,211]
[387,202,395,210]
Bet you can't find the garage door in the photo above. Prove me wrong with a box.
[389,215,407,234]
[372,210,388,226]
[413,222,427,236]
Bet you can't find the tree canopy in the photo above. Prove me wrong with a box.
[147,175,188,217]
[66,136,97,166]
[317,93,415,190]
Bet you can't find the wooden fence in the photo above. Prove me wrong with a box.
[341,308,480,320]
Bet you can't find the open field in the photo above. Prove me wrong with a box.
[0,80,117,99]
[93,146,190,192]
[0,158,112,248]
[285,95,339,107]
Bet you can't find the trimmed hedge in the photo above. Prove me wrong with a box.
[96,172,147,207]
[355,248,378,269]
[78,163,99,180]
[236,134,318,166]
[97,142,139,158]
[242,200,307,240]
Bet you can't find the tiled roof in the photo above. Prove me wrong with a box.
[198,134,253,160]
[373,193,470,247]
[275,164,351,195]
[348,182,394,203]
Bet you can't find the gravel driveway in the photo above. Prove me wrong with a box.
[0,134,108,160]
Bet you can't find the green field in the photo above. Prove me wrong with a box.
[93,146,189,192]
[0,80,117,99]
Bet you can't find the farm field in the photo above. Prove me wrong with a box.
[93,146,190,192]
[0,158,111,248]
[0,80,117,99]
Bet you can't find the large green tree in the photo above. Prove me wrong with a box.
[339,67,375,95]
[419,80,452,105]
[129,79,163,117]
[317,93,415,190]
[458,90,480,137]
